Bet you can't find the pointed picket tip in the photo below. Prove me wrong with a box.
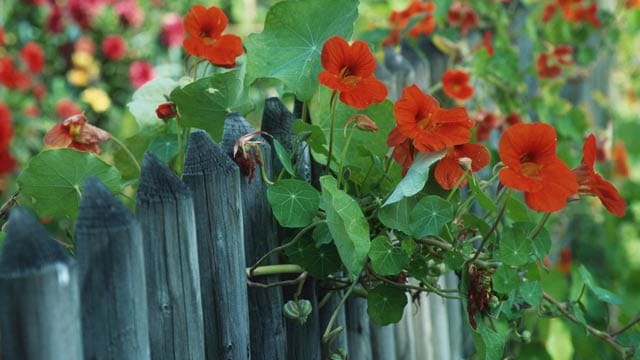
[184,130,238,176]
[137,151,191,202]
[261,97,296,150]
[221,112,271,155]
[0,208,70,274]
[76,176,133,232]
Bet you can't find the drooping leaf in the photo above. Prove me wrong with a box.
[410,195,454,238]
[18,149,123,219]
[578,265,623,305]
[320,175,370,279]
[267,179,320,228]
[492,266,520,294]
[148,134,180,163]
[170,70,254,141]
[369,236,409,276]
[245,0,359,101]
[127,77,178,127]
[272,139,296,176]
[518,281,543,307]
[284,238,341,278]
[383,150,446,207]
[496,225,533,266]
[471,318,506,360]
[377,197,415,235]
[367,284,407,325]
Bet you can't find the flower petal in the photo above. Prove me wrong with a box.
[591,173,626,217]
[321,36,350,74]
[339,76,388,109]
[434,151,465,190]
[347,40,377,77]
[498,122,557,169]
[582,134,596,167]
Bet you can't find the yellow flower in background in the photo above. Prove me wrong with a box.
[81,88,111,112]
[67,69,89,87]
[72,52,93,68]
[67,51,100,87]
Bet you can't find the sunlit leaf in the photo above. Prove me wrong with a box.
[383,150,446,207]
[410,195,453,238]
[578,265,623,305]
[267,179,320,228]
[127,77,178,127]
[369,235,409,276]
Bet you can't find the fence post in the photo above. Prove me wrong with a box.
[262,99,328,359]
[346,297,373,359]
[136,152,204,360]
[0,208,83,360]
[222,112,288,360]
[75,177,150,359]
[370,324,396,360]
[182,130,251,360]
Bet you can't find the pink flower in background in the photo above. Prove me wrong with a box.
[115,0,144,28]
[129,60,154,89]
[0,27,5,47]
[55,99,83,119]
[102,35,127,61]
[75,36,96,55]
[161,13,184,47]
[68,0,105,29]
[33,84,47,100]
[20,42,45,74]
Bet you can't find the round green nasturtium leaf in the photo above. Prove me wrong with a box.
[18,149,123,219]
[320,176,370,279]
[518,281,543,307]
[367,284,407,325]
[170,70,254,141]
[377,197,414,235]
[509,222,551,262]
[496,225,533,267]
[148,134,180,163]
[410,195,454,238]
[312,222,332,246]
[245,0,358,101]
[284,238,341,278]
[492,266,521,295]
[369,236,409,276]
[267,179,320,228]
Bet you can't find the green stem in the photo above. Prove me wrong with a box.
[528,212,551,241]
[468,194,508,264]
[248,220,325,275]
[446,170,469,202]
[110,136,140,175]
[322,277,359,343]
[247,264,304,277]
[175,119,184,175]
[367,265,461,299]
[325,92,339,171]
[428,82,442,94]
[259,150,274,185]
[337,126,355,188]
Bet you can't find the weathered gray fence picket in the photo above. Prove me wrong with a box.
[0,208,83,360]
[76,177,150,360]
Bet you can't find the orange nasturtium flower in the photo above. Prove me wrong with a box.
[498,122,578,213]
[391,84,473,153]
[573,134,626,216]
[318,36,388,109]
[612,141,630,178]
[182,5,243,68]
[434,143,490,190]
[43,114,111,155]
[442,69,474,101]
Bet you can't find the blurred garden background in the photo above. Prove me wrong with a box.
[1,0,640,358]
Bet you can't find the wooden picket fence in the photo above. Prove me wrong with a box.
[0,12,609,357]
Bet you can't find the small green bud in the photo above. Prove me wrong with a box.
[488,295,500,309]
[283,299,312,325]
[521,330,531,344]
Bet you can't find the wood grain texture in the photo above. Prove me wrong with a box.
[136,152,204,360]
[183,131,250,360]
[0,208,83,360]
[75,177,150,360]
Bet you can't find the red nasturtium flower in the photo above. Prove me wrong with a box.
[446,1,479,35]
[434,143,490,190]
[383,1,436,46]
[573,134,626,217]
[43,114,111,155]
[387,133,416,175]
[318,36,388,109]
[442,69,474,101]
[498,123,578,212]
[612,141,630,178]
[55,99,83,119]
[0,102,14,148]
[482,31,494,56]
[0,57,30,90]
[0,27,5,47]
[391,85,473,153]
[155,102,177,120]
[183,5,243,68]
[161,13,185,48]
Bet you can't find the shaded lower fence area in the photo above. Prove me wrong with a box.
[0,107,467,360]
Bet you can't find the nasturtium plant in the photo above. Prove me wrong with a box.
[267,179,320,228]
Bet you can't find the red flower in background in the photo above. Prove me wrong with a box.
[573,134,626,217]
[0,149,16,174]
[129,60,154,89]
[536,46,572,79]
[161,13,184,48]
[383,1,436,46]
[183,5,244,68]
[0,27,5,47]
[388,131,416,175]
[0,103,14,148]
[442,69,474,101]
[318,36,388,109]
[55,99,83,119]
[482,31,494,56]
[102,35,127,61]
[474,112,498,142]
[0,57,30,90]
[626,0,640,8]
[20,42,45,75]
[43,114,111,155]
[33,84,47,100]
[434,143,490,189]
[499,123,578,212]
[447,1,479,35]
[613,141,630,178]
[504,112,522,126]
[542,0,600,27]
[392,85,473,152]
[46,5,64,33]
